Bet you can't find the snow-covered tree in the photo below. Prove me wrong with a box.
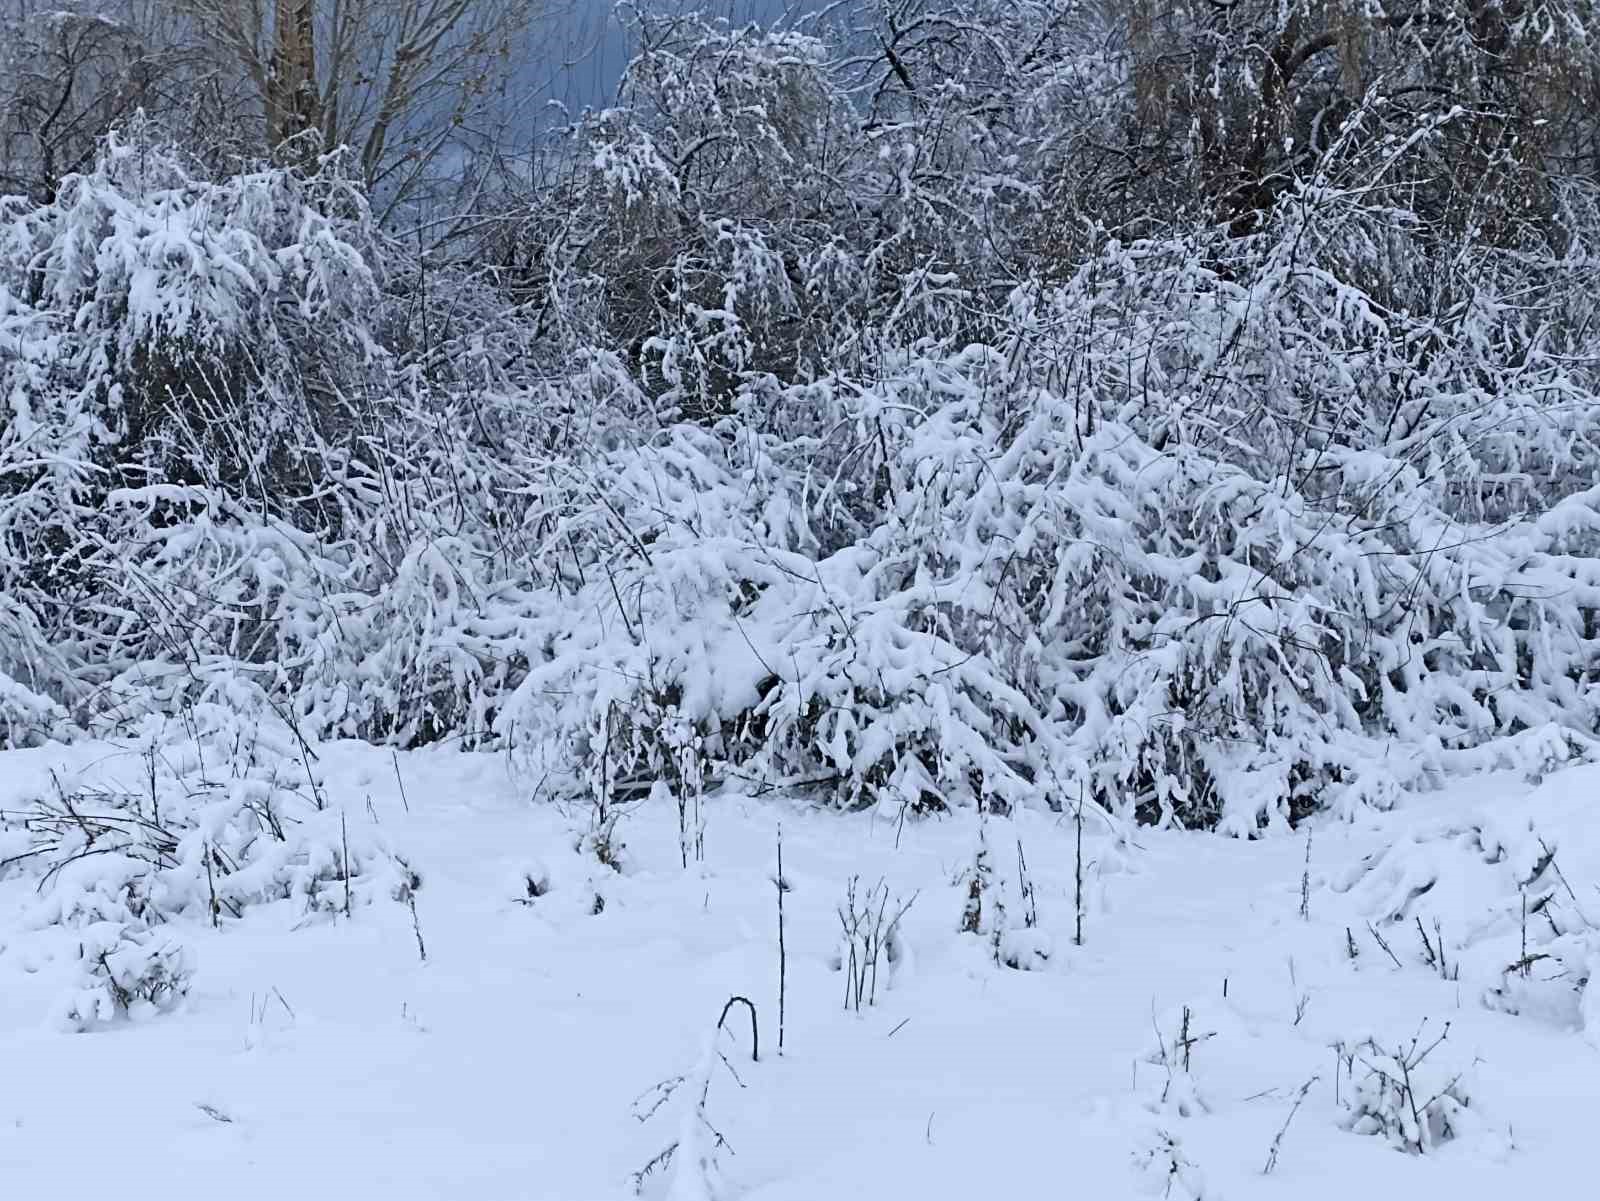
[5,2,1600,828]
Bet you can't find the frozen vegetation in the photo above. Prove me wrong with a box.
[1,1,1599,1196]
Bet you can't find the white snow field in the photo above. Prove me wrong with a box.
[2,730,1596,1200]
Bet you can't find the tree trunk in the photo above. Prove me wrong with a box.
[269,0,322,156]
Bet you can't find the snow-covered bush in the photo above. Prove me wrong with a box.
[1333,798,1599,1037]
[6,2,1600,835]
[0,121,375,722]
[0,120,565,749]
[498,245,1600,828]
[1139,1003,1230,1121]
[833,875,914,1009]
[951,818,1053,969]
[1131,1125,1212,1200]
[0,658,66,749]
[0,704,416,1023]
[58,925,193,1032]
[631,1015,756,1200]
[1338,1024,1475,1155]
[1481,833,1599,1033]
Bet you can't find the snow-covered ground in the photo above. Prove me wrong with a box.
[2,734,1596,1199]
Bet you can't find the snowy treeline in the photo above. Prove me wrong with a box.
[4,1,1600,831]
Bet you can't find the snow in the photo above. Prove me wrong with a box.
[3,735,1597,1199]
[2,5,1599,1196]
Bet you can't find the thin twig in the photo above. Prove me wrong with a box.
[391,750,412,814]
[1263,1075,1319,1174]
[718,995,760,1062]
[1367,921,1403,969]
[776,826,787,1056]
